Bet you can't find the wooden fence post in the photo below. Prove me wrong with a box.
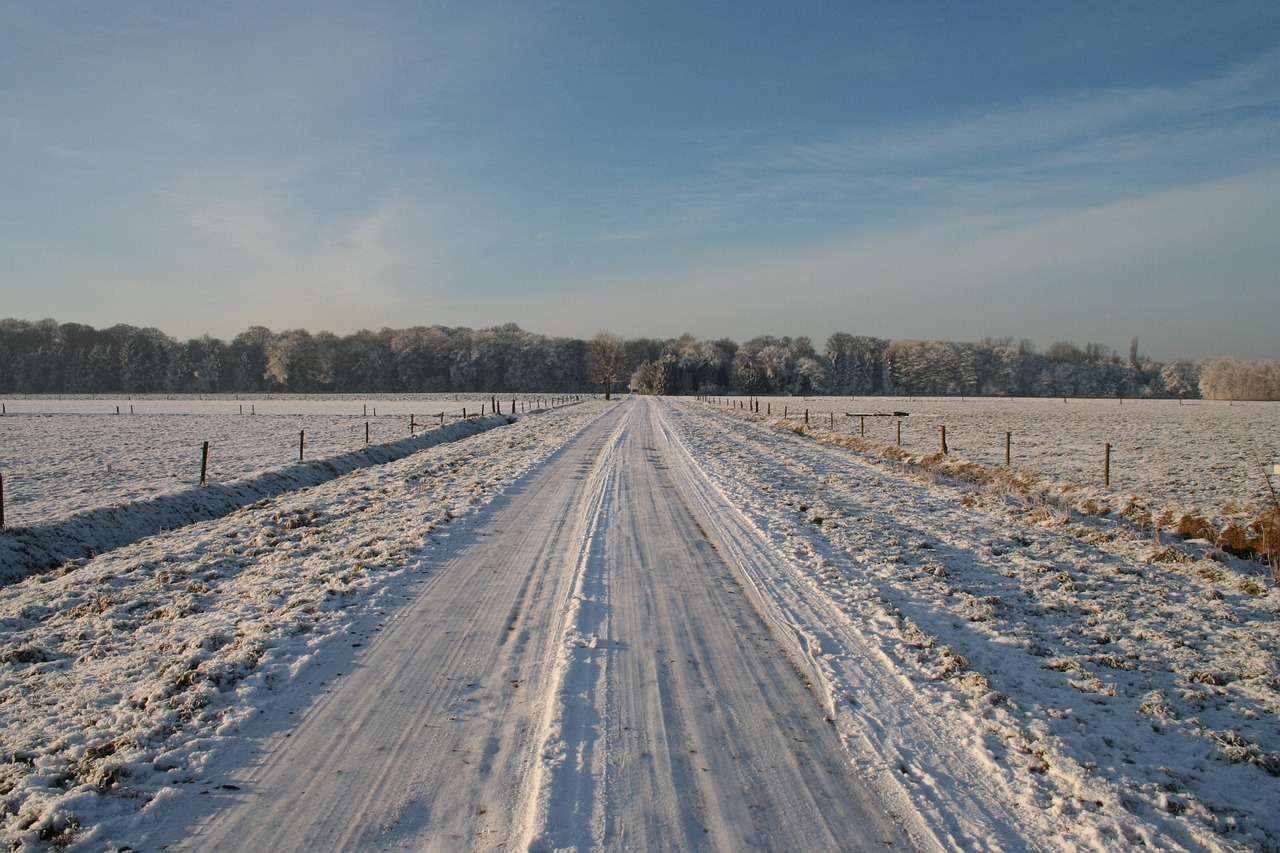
[1,472,5,528]
[940,425,948,454]
[1006,432,1012,466]
[365,421,370,445]
[200,442,209,486]
[299,430,305,461]
[1104,443,1111,486]
[896,418,902,446]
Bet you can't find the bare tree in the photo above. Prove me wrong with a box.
[588,331,630,400]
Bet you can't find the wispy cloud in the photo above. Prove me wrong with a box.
[651,48,1280,240]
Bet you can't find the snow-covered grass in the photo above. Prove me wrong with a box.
[669,399,1280,850]
[718,396,1280,555]
[0,394,581,527]
[0,400,609,849]
[1,393,1277,849]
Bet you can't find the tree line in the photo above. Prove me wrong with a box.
[0,318,1276,400]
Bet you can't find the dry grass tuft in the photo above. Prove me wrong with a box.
[1175,514,1217,541]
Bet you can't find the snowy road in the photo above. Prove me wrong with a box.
[161,397,918,851]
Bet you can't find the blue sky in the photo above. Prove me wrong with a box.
[2,2,1277,361]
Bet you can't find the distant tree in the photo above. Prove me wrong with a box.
[1045,341,1087,364]
[184,334,229,392]
[264,329,318,391]
[1199,358,1280,401]
[228,326,275,392]
[630,360,661,395]
[1159,360,1201,399]
[339,328,394,391]
[588,331,630,400]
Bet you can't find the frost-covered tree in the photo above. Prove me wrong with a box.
[588,331,630,400]
[264,329,320,392]
[1200,358,1280,401]
[630,360,661,395]
[1155,360,1197,399]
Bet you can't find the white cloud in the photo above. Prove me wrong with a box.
[633,48,1280,245]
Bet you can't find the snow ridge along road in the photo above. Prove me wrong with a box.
[0,415,514,586]
[165,397,920,851]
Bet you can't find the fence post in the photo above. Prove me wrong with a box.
[366,421,370,445]
[1006,432,1011,466]
[1104,443,1111,486]
[411,415,416,435]
[200,441,209,486]
[0,472,5,528]
[896,418,902,446]
[940,425,948,454]
[804,409,809,424]
[299,430,305,461]
[830,412,835,429]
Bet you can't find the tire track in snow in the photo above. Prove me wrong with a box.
[521,397,919,851]
[163,404,633,851]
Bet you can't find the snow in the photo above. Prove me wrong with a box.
[0,394,1275,850]
[668,398,1280,850]
[0,400,600,849]
[734,396,1280,526]
[0,394,567,526]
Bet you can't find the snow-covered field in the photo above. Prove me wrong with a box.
[0,395,1276,850]
[722,395,1280,524]
[0,394,577,527]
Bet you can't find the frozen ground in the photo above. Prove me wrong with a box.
[0,394,574,527]
[0,396,1275,850]
[727,396,1280,527]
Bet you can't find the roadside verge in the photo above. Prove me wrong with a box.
[0,416,515,585]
